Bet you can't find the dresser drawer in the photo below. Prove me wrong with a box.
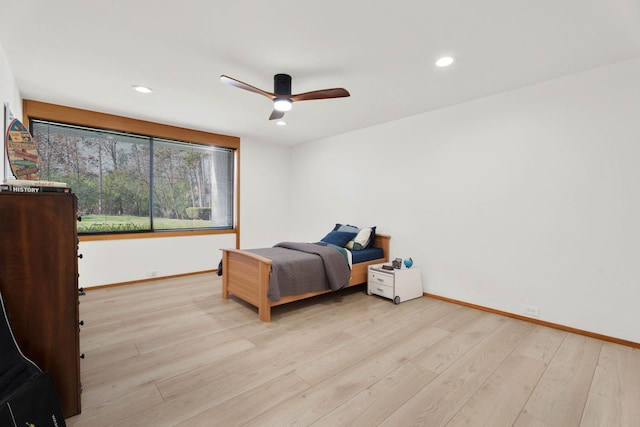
[369,282,394,299]
[369,271,394,287]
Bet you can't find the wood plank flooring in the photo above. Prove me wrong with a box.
[66,273,640,426]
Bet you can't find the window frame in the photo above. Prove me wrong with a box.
[23,100,240,243]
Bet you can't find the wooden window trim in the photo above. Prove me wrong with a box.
[23,99,241,245]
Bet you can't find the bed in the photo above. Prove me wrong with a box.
[221,228,390,322]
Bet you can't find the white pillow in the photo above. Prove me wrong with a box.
[349,228,372,251]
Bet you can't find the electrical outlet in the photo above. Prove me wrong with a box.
[149,270,158,277]
[523,305,540,318]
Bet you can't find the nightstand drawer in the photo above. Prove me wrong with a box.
[368,271,394,287]
[369,282,393,299]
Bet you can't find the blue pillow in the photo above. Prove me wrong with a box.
[320,231,358,247]
[333,223,360,234]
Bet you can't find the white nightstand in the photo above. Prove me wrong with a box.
[367,264,423,304]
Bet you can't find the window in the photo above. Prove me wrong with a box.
[30,119,236,235]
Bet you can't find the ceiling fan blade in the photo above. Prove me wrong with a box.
[222,73,350,120]
[269,109,285,120]
[290,88,350,102]
[220,75,276,100]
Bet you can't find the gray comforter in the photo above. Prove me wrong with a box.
[248,242,351,302]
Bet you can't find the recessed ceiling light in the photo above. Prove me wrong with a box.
[435,56,454,67]
[132,85,153,94]
[276,121,287,126]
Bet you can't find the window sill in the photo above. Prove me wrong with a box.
[79,228,236,242]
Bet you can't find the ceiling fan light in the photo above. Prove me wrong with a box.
[274,98,292,112]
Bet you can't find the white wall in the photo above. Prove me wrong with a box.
[289,57,640,343]
[238,137,292,249]
[78,234,236,287]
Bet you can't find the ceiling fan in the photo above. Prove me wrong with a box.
[220,74,350,120]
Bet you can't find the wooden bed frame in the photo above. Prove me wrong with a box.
[221,233,390,322]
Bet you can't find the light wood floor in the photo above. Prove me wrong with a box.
[66,272,640,426]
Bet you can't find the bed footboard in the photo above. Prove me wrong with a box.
[221,249,273,321]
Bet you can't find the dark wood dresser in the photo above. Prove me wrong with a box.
[0,191,81,418]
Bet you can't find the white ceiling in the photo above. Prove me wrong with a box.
[1,1,639,145]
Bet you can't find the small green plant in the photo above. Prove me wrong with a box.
[78,222,148,233]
